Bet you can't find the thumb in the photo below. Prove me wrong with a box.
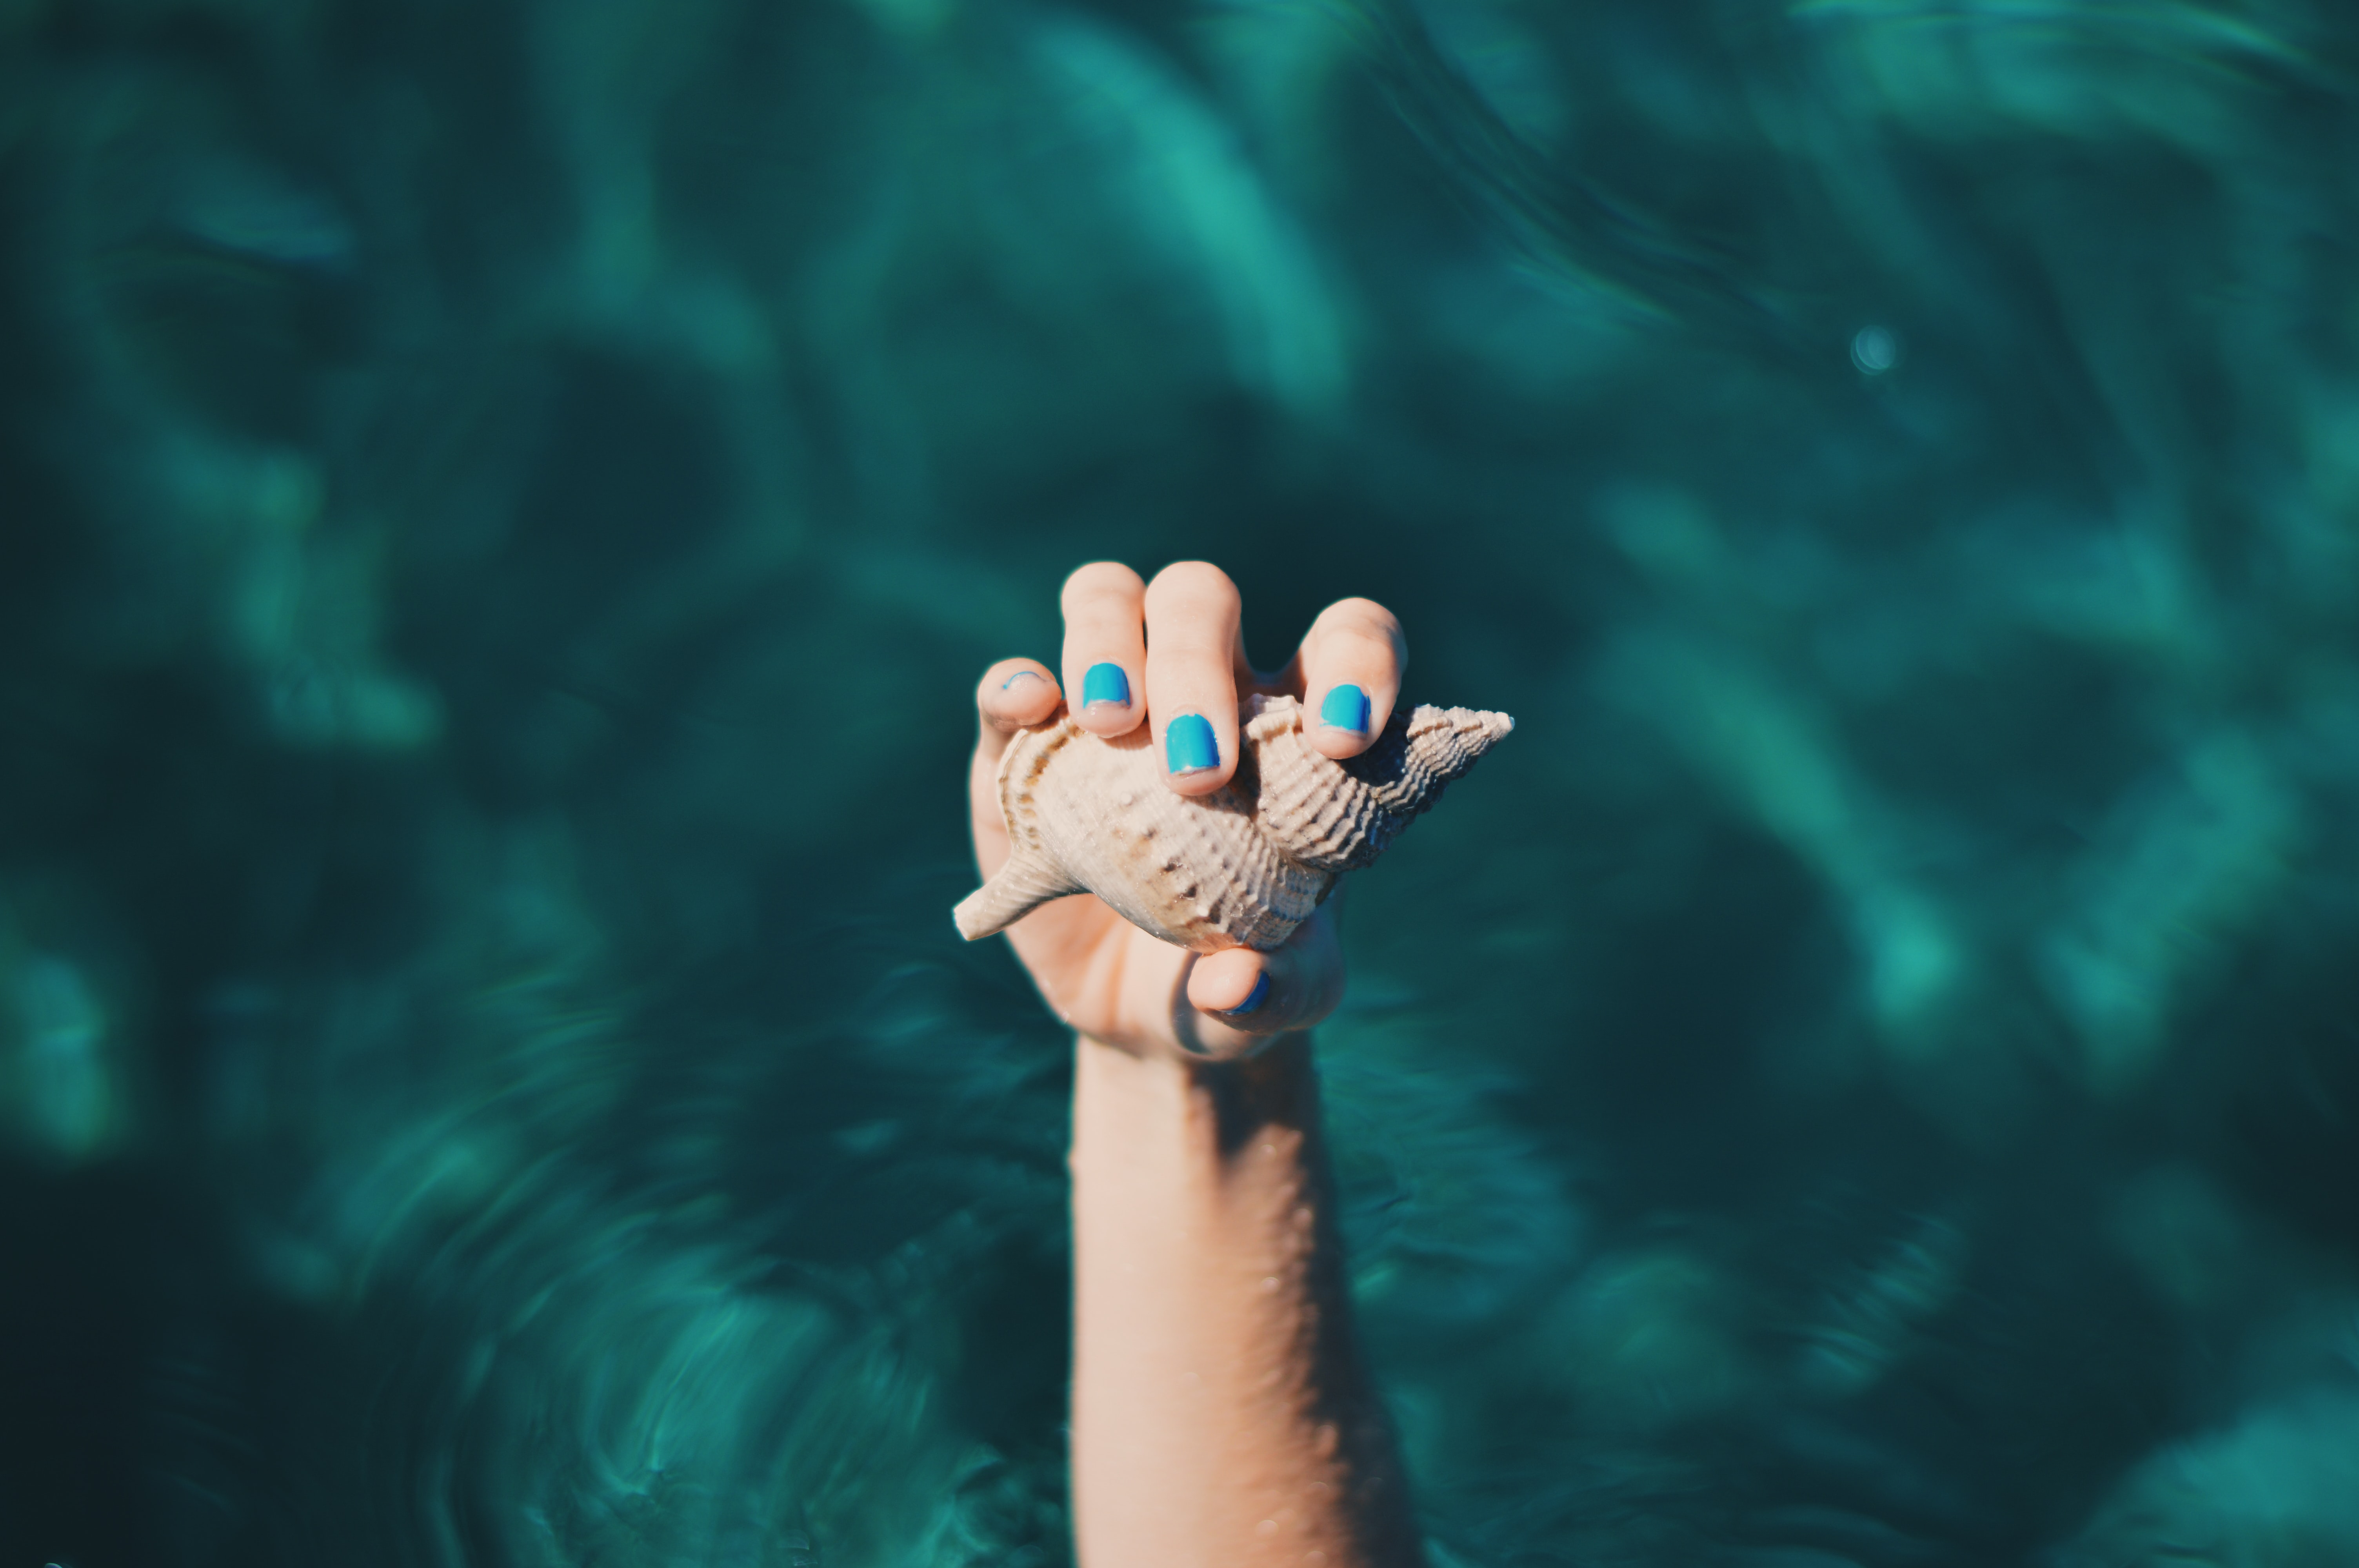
[1174,909,1345,1059]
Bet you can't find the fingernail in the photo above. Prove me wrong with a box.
[1320,684,1371,734]
[1165,713,1220,775]
[1001,669,1047,691]
[1081,662,1131,710]
[1224,972,1270,1016]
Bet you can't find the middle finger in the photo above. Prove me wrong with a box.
[1143,561,1247,796]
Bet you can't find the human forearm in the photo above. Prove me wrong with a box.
[965,566,1429,1561]
[1069,1031,1425,1568]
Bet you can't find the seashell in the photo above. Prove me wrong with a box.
[954,693,1514,953]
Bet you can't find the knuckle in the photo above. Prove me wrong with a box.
[1316,597,1403,644]
[1061,561,1145,609]
[1146,560,1241,615]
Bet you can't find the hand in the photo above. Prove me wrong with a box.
[969,562,1409,1061]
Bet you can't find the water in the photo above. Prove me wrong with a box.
[4,0,2358,1562]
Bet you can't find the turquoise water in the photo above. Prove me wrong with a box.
[5,0,2359,1562]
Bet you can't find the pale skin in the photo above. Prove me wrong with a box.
[969,561,1427,1568]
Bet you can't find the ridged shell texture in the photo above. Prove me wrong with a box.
[954,694,1513,953]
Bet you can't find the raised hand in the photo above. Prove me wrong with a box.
[967,560,1407,1058]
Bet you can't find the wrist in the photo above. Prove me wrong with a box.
[1074,1029,1317,1137]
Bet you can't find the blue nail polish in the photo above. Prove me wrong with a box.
[1226,972,1270,1015]
[1081,662,1131,710]
[1001,669,1046,691]
[1165,713,1220,775]
[1321,683,1371,733]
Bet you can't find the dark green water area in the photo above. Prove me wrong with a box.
[5,0,2359,1562]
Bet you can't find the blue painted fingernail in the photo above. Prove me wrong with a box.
[1225,972,1270,1015]
[1320,684,1371,733]
[1165,713,1220,775]
[1081,662,1131,710]
[1001,669,1046,691]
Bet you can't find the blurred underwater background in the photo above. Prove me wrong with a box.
[7,0,2359,1561]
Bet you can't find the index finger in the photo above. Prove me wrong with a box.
[1281,598,1407,760]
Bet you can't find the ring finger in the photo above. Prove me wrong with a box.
[1060,562,1149,738]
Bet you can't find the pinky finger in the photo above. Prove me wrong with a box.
[978,658,1062,737]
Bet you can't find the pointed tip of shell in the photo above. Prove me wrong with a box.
[1246,697,1513,874]
[1248,692,1514,751]
[1401,704,1514,776]
[1432,705,1513,747]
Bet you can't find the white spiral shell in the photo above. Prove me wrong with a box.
[953,693,1514,953]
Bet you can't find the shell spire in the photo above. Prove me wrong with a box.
[954,692,1513,953]
[1247,696,1515,872]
